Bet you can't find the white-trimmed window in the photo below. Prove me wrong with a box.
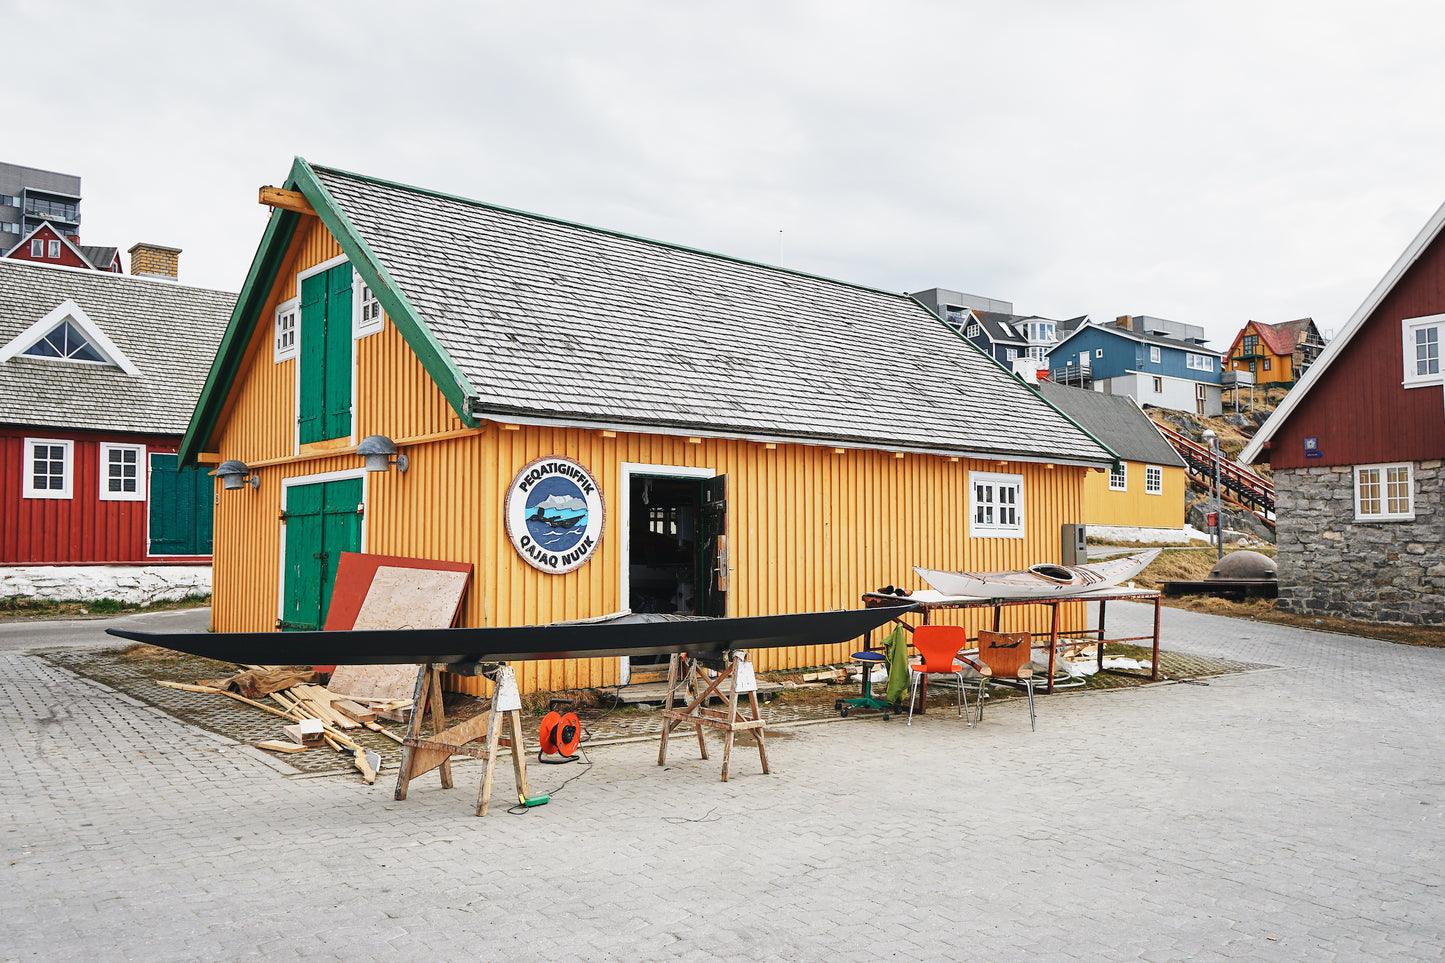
[1005,348,1018,361]
[99,443,145,501]
[966,322,980,338]
[1186,353,1213,371]
[1402,314,1443,387]
[48,239,60,258]
[23,438,73,499]
[30,239,43,257]
[1149,345,1161,364]
[1146,465,1163,495]
[274,297,298,362]
[1354,463,1414,521]
[970,471,1024,538]
[354,273,383,336]
[1109,462,1127,491]
[1095,348,1103,358]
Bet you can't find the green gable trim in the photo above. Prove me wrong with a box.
[177,157,479,466]
[179,204,300,465]
[290,158,479,430]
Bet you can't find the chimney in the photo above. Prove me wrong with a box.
[1012,358,1040,384]
[128,242,181,280]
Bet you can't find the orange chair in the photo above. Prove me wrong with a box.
[975,630,1037,731]
[907,624,972,725]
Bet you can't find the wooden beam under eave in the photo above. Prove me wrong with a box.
[259,186,316,216]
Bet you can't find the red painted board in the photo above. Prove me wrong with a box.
[323,553,474,632]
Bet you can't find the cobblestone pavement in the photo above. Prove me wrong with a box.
[3,602,1443,961]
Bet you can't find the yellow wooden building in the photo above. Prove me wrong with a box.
[181,159,1117,694]
[1226,318,1325,387]
[1035,382,1186,534]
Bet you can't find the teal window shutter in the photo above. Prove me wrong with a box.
[298,271,328,444]
[324,264,354,441]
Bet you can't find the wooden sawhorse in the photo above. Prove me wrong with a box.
[658,650,770,782]
[394,661,532,816]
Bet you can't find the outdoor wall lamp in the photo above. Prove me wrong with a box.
[213,459,259,490]
[357,435,409,473]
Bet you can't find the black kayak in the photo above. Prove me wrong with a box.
[104,605,916,667]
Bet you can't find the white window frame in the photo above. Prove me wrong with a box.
[99,442,146,502]
[1145,465,1163,495]
[1149,345,1161,364]
[274,297,299,362]
[1109,462,1127,491]
[1186,353,1214,371]
[1095,348,1103,358]
[1353,462,1414,521]
[969,471,1024,539]
[1402,314,1444,388]
[353,271,384,337]
[1005,347,1017,361]
[30,239,43,257]
[22,437,73,499]
[48,239,60,258]
[965,322,980,338]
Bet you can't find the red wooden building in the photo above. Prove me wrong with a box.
[1242,201,1445,624]
[3,222,105,271]
[0,257,234,601]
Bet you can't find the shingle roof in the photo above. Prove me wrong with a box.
[1250,318,1317,356]
[0,259,235,434]
[305,163,1112,465]
[78,245,120,272]
[1053,320,1221,357]
[1034,382,1185,468]
[973,311,1029,345]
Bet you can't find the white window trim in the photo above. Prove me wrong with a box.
[99,443,146,502]
[1145,465,1163,495]
[1353,462,1415,522]
[1149,345,1161,364]
[274,297,299,363]
[353,270,384,338]
[969,470,1025,539]
[1401,313,1444,388]
[30,239,43,257]
[291,255,358,452]
[1109,462,1127,491]
[0,299,141,375]
[1095,348,1103,358]
[23,437,73,499]
[1186,353,1214,371]
[47,239,60,258]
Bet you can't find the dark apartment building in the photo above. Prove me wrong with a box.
[0,161,82,251]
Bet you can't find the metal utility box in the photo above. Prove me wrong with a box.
[1061,523,1087,566]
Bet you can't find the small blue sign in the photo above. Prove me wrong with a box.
[1304,437,1321,458]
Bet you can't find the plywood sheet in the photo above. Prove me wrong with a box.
[326,554,474,701]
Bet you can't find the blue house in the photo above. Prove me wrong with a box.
[911,288,1085,368]
[1047,315,1223,416]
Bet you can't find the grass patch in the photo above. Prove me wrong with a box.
[1124,547,1277,590]
[0,593,210,621]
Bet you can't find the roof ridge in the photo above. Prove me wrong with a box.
[0,255,237,296]
[306,161,914,303]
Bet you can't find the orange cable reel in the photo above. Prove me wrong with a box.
[538,710,582,763]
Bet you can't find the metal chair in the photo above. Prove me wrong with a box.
[974,629,1037,731]
[907,624,971,725]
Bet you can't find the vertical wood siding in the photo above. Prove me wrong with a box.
[1082,463,1186,528]
[1269,232,1445,470]
[0,426,188,563]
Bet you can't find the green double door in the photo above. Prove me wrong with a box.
[280,478,363,631]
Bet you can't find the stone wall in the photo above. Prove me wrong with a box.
[0,565,211,605]
[1274,460,1443,624]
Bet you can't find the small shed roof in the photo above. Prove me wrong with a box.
[1034,382,1185,468]
[0,259,235,434]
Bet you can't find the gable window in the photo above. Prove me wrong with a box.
[966,322,980,338]
[1354,463,1413,521]
[1146,465,1163,495]
[1402,314,1443,387]
[354,274,383,336]
[21,318,107,363]
[970,471,1024,538]
[1186,353,1213,371]
[30,239,43,257]
[99,443,145,501]
[1149,345,1161,364]
[297,259,354,445]
[274,298,298,362]
[1109,462,1127,491]
[1241,334,1258,355]
[23,438,72,499]
[48,239,60,258]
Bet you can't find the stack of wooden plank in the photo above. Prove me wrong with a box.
[155,668,414,784]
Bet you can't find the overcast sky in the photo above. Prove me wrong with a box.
[10,0,1445,348]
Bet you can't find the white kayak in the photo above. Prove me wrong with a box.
[913,549,1161,599]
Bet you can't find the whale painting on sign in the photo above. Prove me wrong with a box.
[105,605,918,668]
[913,549,1161,599]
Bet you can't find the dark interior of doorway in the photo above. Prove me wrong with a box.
[628,476,701,619]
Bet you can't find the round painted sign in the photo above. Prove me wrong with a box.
[504,456,605,574]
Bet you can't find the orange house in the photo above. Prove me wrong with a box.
[1226,318,1325,386]
[180,158,1116,694]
